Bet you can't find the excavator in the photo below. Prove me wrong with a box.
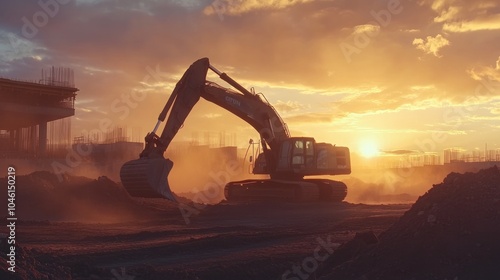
[120,58,351,203]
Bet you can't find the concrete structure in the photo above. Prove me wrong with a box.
[0,67,78,157]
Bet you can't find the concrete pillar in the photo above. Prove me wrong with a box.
[31,125,37,155]
[9,130,15,150]
[15,128,21,151]
[39,121,47,156]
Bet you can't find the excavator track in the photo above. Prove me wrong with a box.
[224,179,347,202]
[304,179,347,202]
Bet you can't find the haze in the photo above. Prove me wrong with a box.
[0,0,499,157]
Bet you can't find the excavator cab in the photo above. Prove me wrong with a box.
[254,137,351,176]
[287,138,317,171]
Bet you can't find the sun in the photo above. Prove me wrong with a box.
[359,140,380,158]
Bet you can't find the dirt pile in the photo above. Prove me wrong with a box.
[320,166,500,280]
[0,171,183,223]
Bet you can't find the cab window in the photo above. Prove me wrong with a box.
[292,140,305,166]
[306,140,313,156]
[293,141,303,154]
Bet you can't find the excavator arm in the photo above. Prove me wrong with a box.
[139,58,288,157]
[138,58,209,159]
[120,58,290,201]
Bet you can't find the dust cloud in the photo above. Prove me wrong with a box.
[343,163,499,204]
[342,168,440,204]
[4,148,486,208]
[0,171,180,223]
[166,146,249,204]
[161,148,449,205]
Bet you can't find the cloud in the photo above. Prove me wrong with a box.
[421,0,500,32]
[443,14,500,32]
[273,100,306,113]
[352,24,380,36]
[425,0,497,18]
[434,6,461,23]
[469,56,500,82]
[285,113,333,124]
[412,34,450,57]
[203,0,313,16]
[77,107,93,113]
[382,149,417,155]
[401,29,420,33]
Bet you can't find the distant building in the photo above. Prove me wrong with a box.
[444,147,500,164]
[444,148,466,164]
[0,67,77,158]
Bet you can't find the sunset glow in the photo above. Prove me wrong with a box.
[359,140,380,158]
[0,0,499,157]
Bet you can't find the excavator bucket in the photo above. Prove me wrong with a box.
[119,157,177,202]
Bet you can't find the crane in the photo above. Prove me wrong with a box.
[120,58,351,203]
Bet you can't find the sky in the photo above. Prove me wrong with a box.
[0,0,499,158]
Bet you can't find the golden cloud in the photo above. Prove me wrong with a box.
[352,24,381,36]
[273,100,306,113]
[443,14,500,32]
[412,34,450,57]
[469,56,500,82]
[285,113,333,124]
[434,6,461,22]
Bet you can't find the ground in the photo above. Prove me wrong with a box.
[0,171,408,279]
[7,202,410,279]
[1,167,500,279]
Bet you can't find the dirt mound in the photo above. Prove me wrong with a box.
[320,166,500,280]
[0,171,183,223]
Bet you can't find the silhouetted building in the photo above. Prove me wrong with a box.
[0,67,77,158]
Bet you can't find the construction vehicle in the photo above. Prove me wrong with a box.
[120,58,351,202]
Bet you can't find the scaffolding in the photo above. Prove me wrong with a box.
[190,131,238,147]
[74,126,143,145]
[40,67,75,88]
[0,67,78,158]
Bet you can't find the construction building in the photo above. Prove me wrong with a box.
[0,67,77,158]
